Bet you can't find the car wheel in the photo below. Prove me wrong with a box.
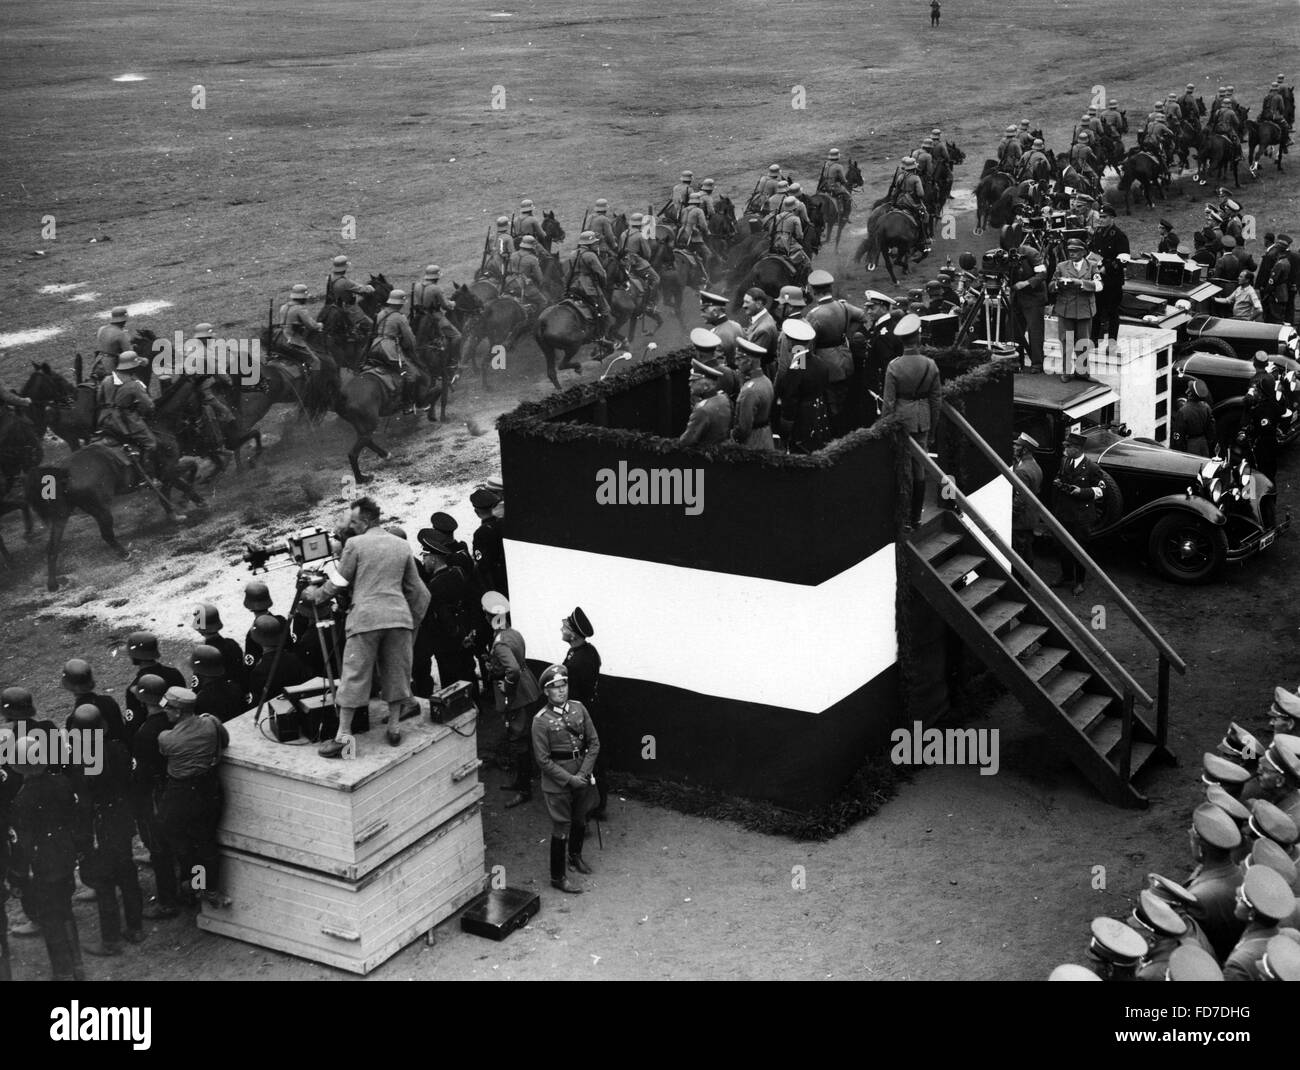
[1147,513,1228,583]
[1088,470,1125,534]
[1181,338,1238,360]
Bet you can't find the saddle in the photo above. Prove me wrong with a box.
[265,352,312,382]
[84,437,148,493]
[560,298,598,325]
[673,248,704,275]
[760,253,800,276]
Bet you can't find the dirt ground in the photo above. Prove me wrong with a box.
[2,0,1299,980]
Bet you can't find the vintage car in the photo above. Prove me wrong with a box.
[1174,351,1300,449]
[1014,377,1287,582]
[1178,315,1300,361]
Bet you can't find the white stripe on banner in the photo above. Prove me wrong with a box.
[504,539,900,714]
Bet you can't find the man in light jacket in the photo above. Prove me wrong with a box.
[1052,239,1101,382]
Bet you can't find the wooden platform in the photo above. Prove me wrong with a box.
[198,805,487,975]
[217,706,482,879]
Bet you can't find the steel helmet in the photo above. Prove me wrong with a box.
[61,658,95,692]
[193,323,215,340]
[767,163,780,174]
[193,603,222,634]
[331,255,350,272]
[126,631,161,661]
[578,231,598,246]
[701,178,715,190]
[386,289,407,306]
[594,198,609,211]
[519,234,537,249]
[424,265,441,279]
[191,644,226,679]
[629,211,644,226]
[519,198,535,211]
[290,284,309,300]
[496,216,510,228]
[901,156,917,169]
[109,306,128,323]
[827,148,840,159]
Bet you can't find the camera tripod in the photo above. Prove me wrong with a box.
[952,271,1018,352]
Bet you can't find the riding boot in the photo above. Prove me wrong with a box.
[568,822,593,875]
[550,836,582,894]
[66,919,87,981]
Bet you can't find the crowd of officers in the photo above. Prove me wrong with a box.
[1050,691,1300,981]
[673,272,942,523]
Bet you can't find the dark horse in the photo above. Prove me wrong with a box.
[728,255,808,311]
[533,301,609,390]
[1119,148,1167,212]
[0,407,42,556]
[855,203,927,284]
[315,273,393,371]
[1196,130,1240,188]
[334,367,425,485]
[974,160,1016,235]
[151,377,267,477]
[1248,118,1287,176]
[28,431,203,592]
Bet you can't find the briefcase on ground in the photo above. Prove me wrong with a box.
[430,680,476,724]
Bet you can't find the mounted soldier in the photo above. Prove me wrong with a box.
[275,283,324,373]
[411,265,463,353]
[504,236,547,313]
[487,217,516,279]
[1101,97,1125,137]
[589,198,618,255]
[516,199,555,261]
[823,148,852,216]
[753,163,783,211]
[785,183,812,229]
[1163,93,1184,124]
[326,256,374,338]
[914,140,935,189]
[618,213,661,314]
[1261,82,1293,147]
[766,178,792,217]
[670,170,695,214]
[770,196,811,277]
[929,129,950,169]
[890,157,931,254]
[1210,96,1244,165]
[1069,131,1101,193]
[369,290,430,412]
[95,351,157,473]
[998,124,1023,171]
[1015,119,1034,152]
[1140,111,1174,174]
[91,306,132,383]
[188,324,237,450]
[676,192,711,280]
[567,231,618,347]
[698,178,720,219]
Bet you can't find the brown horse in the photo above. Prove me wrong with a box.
[334,367,424,484]
[1196,131,1241,188]
[151,377,266,477]
[856,204,927,284]
[0,408,41,554]
[1248,119,1287,176]
[974,160,1016,235]
[1119,148,1168,211]
[534,302,609,389]
[314,274,393,370]
[28,431,203,592]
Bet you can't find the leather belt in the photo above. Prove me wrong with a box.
[550,751,583,761]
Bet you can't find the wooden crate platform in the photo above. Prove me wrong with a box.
[217,706,482,880]
[198,805,486,975]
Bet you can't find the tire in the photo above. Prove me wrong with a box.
[1181,336,1238,360]
[1146,512,1228,583]
[1089,469,1125,534]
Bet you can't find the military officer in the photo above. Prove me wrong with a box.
[1145,873,1219,959]
[1241,738,1300,812]
[699,290,743,362]
[91,306,132,381]
[470,486,507,597]
[1165,945,1224,980]
[1018,138,1049,182]
[1052,239,1100,380]
[1222,866,1297,980]
[1089,208,1129,347]
[882,313,942,528]
[1172,379,1216,456]
[823,148,851,212]
[532,664,600,894]
[679,365,733,447]
[589,198,618,255]
[186,324,238,450]
[412,526,478,699]
[1009,241,1047,370]
[483,592,540,806]
[891,158,930,253]
[59,657,125,742]
[1259,935,1300,980]
[731,337,775,450]
[120,631,185,750]
[561,608,605,819]
[1086,916,1146,980]
[1011,432,1043,564]
[95,351,157,470]
[1131,890,1190,981]
[1050,431,1106,594]
[327,256,375,335]
[245,614,312,709]
[804,270,868,437]
[1186,802,1246,960]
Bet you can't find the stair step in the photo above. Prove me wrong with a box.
[1129,742,1159,778]
[957,577,1006,610]
[1065,692,1113,735]
[979,599,1028,635]
[1087,716,1125,759]
[1044,670,1093,708]
[1002,622,1048,659]
[1019,646,1071,681]
[913,529,964,561]
[935,553,988,587]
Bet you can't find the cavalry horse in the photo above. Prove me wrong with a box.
[856,200,928,284]
[1196,129,1241,188]
[1248,118,1288,176]
[1119,147,1168,211]
[0,406,42,560]
[315,273,393,371]
[151,376,266,477]
[811,158,864,250]
[974,160,1017,235]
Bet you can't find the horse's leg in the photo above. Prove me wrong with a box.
[85,497,131,560]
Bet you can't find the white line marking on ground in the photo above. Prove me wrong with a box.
[0,326,66,348]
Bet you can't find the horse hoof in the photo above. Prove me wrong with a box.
[116,548,132,561]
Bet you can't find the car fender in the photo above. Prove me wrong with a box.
[1100,493,1226,537]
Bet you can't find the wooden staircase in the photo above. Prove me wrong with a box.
[904,510,1167,807]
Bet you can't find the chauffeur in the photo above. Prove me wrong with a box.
[1050,431,1106,595]
[532,665,600,894]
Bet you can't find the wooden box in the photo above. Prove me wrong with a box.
[217,706,482,879]
[198,805,486,975]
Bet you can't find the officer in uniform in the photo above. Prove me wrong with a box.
[732,337,775,450]
[122,631,186,746]
[504,236,547,312]
[1008,242,1047,370]
[804,270,867,437]
[670,170,694,212]
[998,124,1022,170]
[699,290,743,361]
[1130,890,1189,981]
[1011,432,1043,564]
[470,486,507,596]
[1259,935,1300,980]
[882,314,942,528]
[1258,239,1292,324]
[679,363,733,447]
[482,591,540,807]
[1018,138,1049,182]
[1241,358,1281,481]
[327,256,375,336]
[1085,916,1146,980]
[91,306,132,382]
[589,198,618,255]
[371,289,431,412]
[59,657,125,742]
[1088,207,1129,347]
[1241,738,1300,813]
[1172,379,1216,456]
[274,284,324,374]
[1145,873,1219,959]
[618,213,661,314]
[191,645,245,723]
[126,674,181,918]
[1185,802,1246,960]
[1050,431,1105,594]
[240,581,279,663]
[412,526,478,699]
[569,231,617,347]
[1222,866,1297,980]
[1052,239,1101,380]
[560,608,605,818]
[187,324,239,450]
[1210,96,1243,163]
[532,664,600,894]
[777,318,830,453]
[190,604,246,692]
[428,509,477,579]
[771,196,811,277]
[95,351,157,469]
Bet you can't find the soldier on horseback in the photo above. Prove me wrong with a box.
[1015,119,1034,152]
[891,157,932,254]
[487,217,516,279]
[757,164,783,202]
[1209,95,1244,165]
[618,213,661,314]
[189,324,238,451]
[589,198,618,255]
[1140,110,1174,174]
[95,351,157,472]
[504,236,547,314]
[369,290,431,412]
[411,265,464,353]
[698,179,719,218]
[1178,84,1200,125]
[568,231,619,347]
[90,306,132,383]
[676,192,712,283]
[327,256,375,338]
[671,170,695,213]
[766,179,791,216]
[276,284,324,373]
[770,196,812,278]
[1069,132,1101,193]
[516,199,554,260]
[914,141,935,186]
[929,130,949,169]
[1101,98,1124,137]
[1261,82,1292,148]
[1018,138,1049,182]
[785,183,812,229]
[998,125,1023,172]
[823,148,852,217]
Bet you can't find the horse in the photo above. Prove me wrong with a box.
[333,362,429,485]
[605,254,662,344]
[1119,148,1167,212]
[0,407,41,551]
[533,300,611,390]
[150,377,266,477]
[28,430,203,592]
[931,143,965,212]
[1248,119,1287,176]
[813,159,864,249]
[1196,130,1241,188]
[727,255,807,312]
[986,181,1042,231]
[855,204,926,284]
[20,363,94,451]
[314,274,393,371]
[974,160,1016,235]
[459,293,534,391]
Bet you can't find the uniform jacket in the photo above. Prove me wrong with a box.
[531,700,600,793]
[96,373,154,437]
[1052,454,1106,529]
[373,307,417,365]
[1011,453,1044,531]
[473,516,508,596]
[195,678,246,723]
[247,647,312,706]
[733,375,775,449]
[571,249,606,299]
[488,627,541,712]
[1222,923,1279,981]
[1051,258,1100,319]
[131,712,173,796]
[562,643,602,709]
[745,309,779,360]
[1172,399,1216,455]
[679,391,732,446]
[882,349,942,433]
[11,773,87,883]
[1011,246,1048,307]
[279,302,320,343]
[1186,861,1245,960]
[329,274,370,305]
[313,526,430,637]
[516,214,547,245]
[124,663,186,741]
[418,562,476,654]
[805,297,868,381]
[589,214,617,252]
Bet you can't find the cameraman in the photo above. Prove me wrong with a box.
[302,497,430,758]
[1008,244,1047,372]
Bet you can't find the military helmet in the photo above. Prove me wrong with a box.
[931,127,942,136]
[130,674,168,704]
[126,631,161,661]
[290,283,309,300]
[781,195,798,208]
[251,613,287,648]
[109,305,128,323]
[386,289,406,307]
[1005,124,1017,134]
[688,191,703,203]
[629,211,644,226]
[776,179,789,190]
[1078,131,1090,141]
[193,603,222,634]
[61,658,95,693]
[901,156,917,169]
[424,265,441,279]
[1087,105,1098,114]
[921,138,934,148]
[191,644,226,679]
[679,170,693,181]
[243,581,272,611]
[1081,113,1092,121]
[788,182,802,193]
[496,216,510,228]
[1,686,34,716]
[1186,83,1196,92]
[701,178,715,190]
[1032,138,1044,149]
[827,148,840,160]
[519,235,537,249]
[519,198,535,212]
[1108,98,1118,107]
[331,255,349,272]
[767,163,780,174]
[193,323,215,340]
[116,351,147,372]
[578,230,598,246]
[594,198,609,211]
